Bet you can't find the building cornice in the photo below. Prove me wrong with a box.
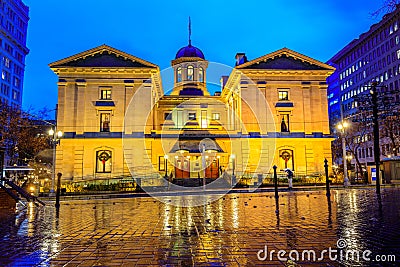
[49,44,158,69]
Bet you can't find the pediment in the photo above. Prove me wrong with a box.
[49,44,158,68]
[236,48,335,71]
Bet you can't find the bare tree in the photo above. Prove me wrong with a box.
[0,102,52,166]
[344,117,371,181]
[381,115,400,156]
[371,0,400,18]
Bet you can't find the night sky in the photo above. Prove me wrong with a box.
[22,0,386,112]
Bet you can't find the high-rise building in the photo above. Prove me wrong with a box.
[0,0,29,107]
[327,5,400,179]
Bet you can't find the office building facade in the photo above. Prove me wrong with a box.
[0,0,29,107]
[327,5,400,178]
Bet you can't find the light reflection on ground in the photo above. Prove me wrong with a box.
[0,188,399,266]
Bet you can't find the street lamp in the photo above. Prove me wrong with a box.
[337,121,350,186]
[49,128,62,196]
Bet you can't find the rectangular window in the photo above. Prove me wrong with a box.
[96,150,112,173]
[13,77,19,88]
[159,156,165,171]
[100,88,111,100]
[15,52,23,63]
[12,89,18,100]
[212,113,220,120]
[4,43,12,54]
[278,90,289,101]
[1,70,10,82]
[100,112,111,132]
[201,110,207,128]
[188,112,196,120]
[14,65,22,75]
[3,56,10,68]
[280,114,290,132]
[164,112,172,120]
[1,84,9,96]
[177,110,183,128]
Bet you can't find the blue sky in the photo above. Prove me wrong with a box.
[22,0,385,111]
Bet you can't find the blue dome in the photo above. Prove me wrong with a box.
[175,44,205,59]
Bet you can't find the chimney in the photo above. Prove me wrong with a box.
[235,53,247,66]
[220,75,229,90]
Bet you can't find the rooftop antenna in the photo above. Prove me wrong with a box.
[188,16,192,46]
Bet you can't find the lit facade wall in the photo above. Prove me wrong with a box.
[50,45,334,184]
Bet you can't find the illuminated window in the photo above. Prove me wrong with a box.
[14,77,20,88]
[3,56,10,68]
[12,90,18,100]
[201,110,207,128]
[199,67,204,82]
[212,113,220,120]
[278,90,289,101]
[100,112,111,132]
[280,114,289,132]
[188,112,196,120]
[1,70,10,82]
[96,150,112,173]
[177,67,182,82]
[100,88,111,100]
[187,65,194,81]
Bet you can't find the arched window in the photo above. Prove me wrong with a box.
[187,65,194,81]
[96,150,112,173]
[177,67,182,82]
[199,67,204,82]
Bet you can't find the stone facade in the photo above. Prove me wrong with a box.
[50,44,334,185]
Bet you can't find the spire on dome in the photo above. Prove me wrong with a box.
[174,17,205,60]
[188,16,192,46]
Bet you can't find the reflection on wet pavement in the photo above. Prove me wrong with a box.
[0,189,399,266]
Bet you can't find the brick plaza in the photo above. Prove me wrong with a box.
[1,188,399,266]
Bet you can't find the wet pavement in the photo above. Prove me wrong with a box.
[0,188,399,266]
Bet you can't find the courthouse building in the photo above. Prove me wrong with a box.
[49,41,334,186]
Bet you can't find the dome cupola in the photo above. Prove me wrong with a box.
[170,17,209,96]
[175,44,205,59]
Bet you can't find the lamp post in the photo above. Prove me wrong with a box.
[337,121,349,186]
[49,128,62,197]
[164,154,169,178]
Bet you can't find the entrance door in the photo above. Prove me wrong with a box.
[175,157,190,178]
[205,158,219,178]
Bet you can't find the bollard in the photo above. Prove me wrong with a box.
[273,165,279,200]
[232,175,236,187]
[273,165,279,215]
[324,159,330,197]
[55,173,62,208]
